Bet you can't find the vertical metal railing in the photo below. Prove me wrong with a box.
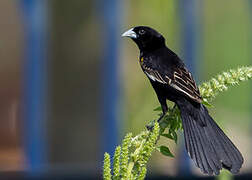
[20,0,48,172]
[178,0,202,175]
[98,0,122,157]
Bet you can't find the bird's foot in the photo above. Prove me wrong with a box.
[146,120,156,131]
[146,112,168,131]
[146,124,154,131]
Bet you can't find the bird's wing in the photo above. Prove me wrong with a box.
[171,67,202,103]
[141,63,202,103]
[141,63,168,84]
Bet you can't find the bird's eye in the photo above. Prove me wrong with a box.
[139,29,145,35]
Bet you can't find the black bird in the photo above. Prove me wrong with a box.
[122,26,243,175]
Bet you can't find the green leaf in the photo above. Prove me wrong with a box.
[171,131,177,144]
[153,106,162,111]
[161,133,173,140]
[159,122,168,133]
[170,121,176,131]
[158,146,174,157]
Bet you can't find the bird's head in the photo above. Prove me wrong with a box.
[122,26,165,52]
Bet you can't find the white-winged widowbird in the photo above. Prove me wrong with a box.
[122,26,243,175]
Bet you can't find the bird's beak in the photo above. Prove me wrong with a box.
[122,28,137,39]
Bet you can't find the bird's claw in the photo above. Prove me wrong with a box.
[146,124,154,131]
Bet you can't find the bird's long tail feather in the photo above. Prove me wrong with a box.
[177,99,243,175]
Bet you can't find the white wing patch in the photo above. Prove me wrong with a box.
[145,71,167,84]
[172,68,202,103]
[141,61,202,103]
[146,72,158,82]
[170,83,199,102]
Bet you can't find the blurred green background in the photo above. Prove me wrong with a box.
[0,0,251,179]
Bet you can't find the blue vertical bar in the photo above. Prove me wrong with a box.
[98,0,122,156]
[178,0,202,175]
[20,0,48,172]
[179,0,198,76]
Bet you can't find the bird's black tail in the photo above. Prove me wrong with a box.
[176,99,243,175]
